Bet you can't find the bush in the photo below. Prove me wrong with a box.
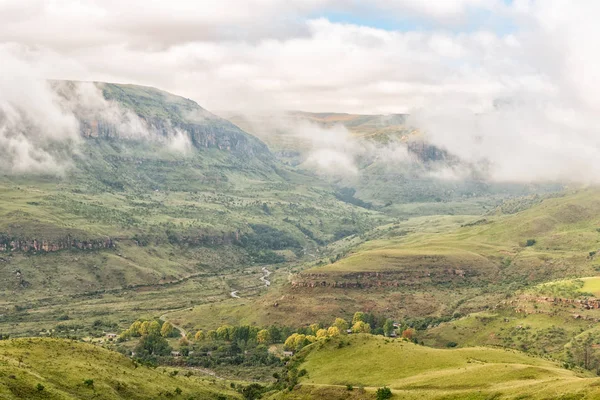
[446,341,458,348]
[525,239,536,247]
[36,383,45,392]
[376,386,393,400]
[346,384,354,391]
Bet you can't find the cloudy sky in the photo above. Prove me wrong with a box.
[0,0,594,115]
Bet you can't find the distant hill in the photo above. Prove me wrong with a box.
[225,111,563,216]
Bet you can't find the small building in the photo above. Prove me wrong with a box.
[171,351,181,357]
[106,333,117,339]
[389,332,397,337]
[346,329,353,334]
[283,351,294,357]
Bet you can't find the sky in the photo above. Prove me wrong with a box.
[4,1,600,182]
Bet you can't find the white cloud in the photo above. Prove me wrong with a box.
[3,1,600,182]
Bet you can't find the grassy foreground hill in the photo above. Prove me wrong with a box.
[271,335,600,400]
[0,338,238,399]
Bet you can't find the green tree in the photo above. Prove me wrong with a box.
[383,319,395,337]
[268,325,281,343]
[134,333,172,358]
[241,383,264,400]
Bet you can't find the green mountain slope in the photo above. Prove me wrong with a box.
[0,82,384,337]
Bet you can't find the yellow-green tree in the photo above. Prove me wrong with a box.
[207,330,218,341]
[139,321,150,336]
[161,322,174,337]
[129,321,143,336]
[284,333,300,350]
[327,326,341,337]
[309,323,320,335]
[352,321,371,334]
[316,329,328,339]
[333,318,349,334]
[352,312,366,324]
[257,329,271,344]
[148,321,162,336]
[194,330,205,341]
[216,325,233,341]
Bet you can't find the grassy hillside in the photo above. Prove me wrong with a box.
[172,189,600,329]
[0,338,238,399]
[279,335,600,399]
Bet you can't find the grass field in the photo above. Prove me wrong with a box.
[581,277,600,296]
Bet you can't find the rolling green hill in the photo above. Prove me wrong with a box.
[0,338,238,399]
[274,334,600,399]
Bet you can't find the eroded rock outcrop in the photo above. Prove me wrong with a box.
[0,236,114,253]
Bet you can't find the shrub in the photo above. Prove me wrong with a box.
[525,239,536,247]
[36,383,45,392]
[346,384,354,391]
[376,386,393,400]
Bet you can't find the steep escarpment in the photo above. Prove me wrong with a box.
[98,83,270,158]
[0,235,114,252]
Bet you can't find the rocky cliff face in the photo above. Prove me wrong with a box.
[79,116,269,158]
[0,235,114,253]
[74,82,272,159]
[291,268,472,289]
